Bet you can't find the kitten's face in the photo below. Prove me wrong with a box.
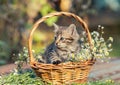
[53,24,79,49]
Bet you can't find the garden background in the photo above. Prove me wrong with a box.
[0,0,120,84]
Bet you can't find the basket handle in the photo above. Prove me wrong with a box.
[28,12,92,63]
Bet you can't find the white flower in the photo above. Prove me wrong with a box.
[99,50,102,53]
[108,44,112,47]
[96,54,102,57]
[32,50,35,53]
[108,49,113,52]
[98,25,101,28]
[109,37,113,42]
[81,44,84,48]
[15,61,19,65]
[102,31,104,34]
[25,50,28,53]
[101,60,104,62]
[82,31,86,36]
[94,37,98,41]
[105,51,109,56]
[23,47,26,50]
[23,53,27,56]
[13,69,19,75]
[18,53,21,56]
[80,37,84,41]
[101,26,104,29]
[92,31,99,37]
[100,37,104,42]
[93,48,96,52]
[96,32,99,37]
[91,39,95,44]
[13,53,16,56]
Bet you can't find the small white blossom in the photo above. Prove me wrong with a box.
[109,37,113,42]
[81,44,84,48]
[92,31,99,37]
[13,69,19,75]
[23,47,26,50]
[108,49,113,52]
[23,53,27,56]
[101,26,104,29]
[100,37,104,42]
[18,53,21,56]
[101,60,104,62]
[99,50,102,53]
[108,44,112,47]
[98,25,101,28]
[15,61,19,65]
[25,50,28,53]
[102,31,104,34]
[80,37,84,41]
[105,52,109,56]
[91,39,95,44]
[82,31,86,36]
[32,50,35,53]
[13,53,15,56]
[93,48,96,52]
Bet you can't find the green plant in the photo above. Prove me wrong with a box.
[0,70,45,85]
[14,47,29,73]
[71,80,116,85]
[69,25,113,62]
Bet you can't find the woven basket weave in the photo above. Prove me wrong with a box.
[28,12,95,85]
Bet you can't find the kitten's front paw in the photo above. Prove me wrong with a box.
[52,60,61,65]
[38,59,45,63]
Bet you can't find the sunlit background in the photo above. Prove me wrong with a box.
[0,0,120,65]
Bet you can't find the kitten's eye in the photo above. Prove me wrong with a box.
[54,36,57,40]
[60,37,64,40]
[65,38,74,43]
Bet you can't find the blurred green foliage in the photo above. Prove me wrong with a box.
[0,71,45,85]
[0,0,57,65]
[39,0,58,26]
[32,30,54,53]
[0,40,10,65]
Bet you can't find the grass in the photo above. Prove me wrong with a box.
[110,35,120,57]
[106,26,120,57]
[110,48,120,57]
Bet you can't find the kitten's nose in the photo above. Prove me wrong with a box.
[55,39,59,46]
[55,42,58,46]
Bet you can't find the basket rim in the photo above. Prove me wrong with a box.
[30,58,96,70]
[28,12,93,65]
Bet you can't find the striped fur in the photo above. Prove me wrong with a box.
[42,24,80,64]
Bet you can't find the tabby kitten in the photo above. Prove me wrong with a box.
[42,23,80,64]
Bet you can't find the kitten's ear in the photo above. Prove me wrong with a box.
[53,23,59,32]
[68,24,77,35]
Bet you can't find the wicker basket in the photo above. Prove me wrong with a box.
[28,12,95,85]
